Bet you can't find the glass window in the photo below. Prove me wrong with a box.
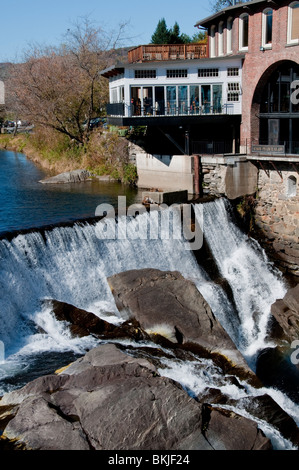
[201,85,211,113]
[154,86,165,115]
[227,17,233,54]
[227,68,239,76]
[198,68,219,77]
[262,9,273,47]
[166,86,177,114]
[131,87,142,115]
[227,83,240,102]
[190,86,200,114]
[143,87,153,115]
[135,70,156,79]
[218,21,224,56]
[178,86,188,114]
[210,25,216,57]
[213,85,222,113]
[166,69,188,78]
[288,2,299,43]
[239,14,249,50]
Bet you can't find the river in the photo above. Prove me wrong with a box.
[0,149,298,450]
[0,150,142,235]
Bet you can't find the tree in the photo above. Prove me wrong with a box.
[169,22,181,44]
[151,18,192,44]
[210,0,249,12]
[6,19,128,145]
[151,18,170,44]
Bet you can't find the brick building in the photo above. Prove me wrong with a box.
[196,0,299,155]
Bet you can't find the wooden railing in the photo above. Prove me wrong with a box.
[128,44,208,63]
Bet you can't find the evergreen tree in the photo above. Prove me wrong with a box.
[151,18,170,44]
[169,22,181,43]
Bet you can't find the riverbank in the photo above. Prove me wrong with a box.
[0,128,138,186]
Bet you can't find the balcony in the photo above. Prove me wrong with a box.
[107,102,237,118]
[128,44,208,63]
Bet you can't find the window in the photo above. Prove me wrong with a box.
[166,69,188,78]
[135,70,156,78]
[198,68,219,77]
[288,2,299,44]
[262,8,273,48]
[227,17,233,54]
[227,82,240,101]
[111,88,118,103]
[227,67,239,76]
[210,25,216,57]
[239,13,249,50]
[218,21,224,56]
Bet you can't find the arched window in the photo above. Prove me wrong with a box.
[218,21,224,56]
[239,13,249,50]
[287,175,297,197]
[210,25,216,57]
[227,17,233,54]
[262,8,273,48]
[288,1,299,44]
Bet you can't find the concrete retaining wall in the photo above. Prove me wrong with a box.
[136,152,195,194]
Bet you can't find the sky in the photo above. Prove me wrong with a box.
[0,0,213,63]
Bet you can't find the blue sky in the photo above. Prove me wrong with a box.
[0,0,213,63]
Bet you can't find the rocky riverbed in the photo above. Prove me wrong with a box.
[0,269,298,450]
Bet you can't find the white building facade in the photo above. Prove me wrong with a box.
[104,56,243,119]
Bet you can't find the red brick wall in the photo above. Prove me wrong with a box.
[239,1,299,150]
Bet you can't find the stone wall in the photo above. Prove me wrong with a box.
[201,156,258,200]
[253,162,299,281]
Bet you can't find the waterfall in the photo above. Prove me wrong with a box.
[0,198,287,367]
[0,198,297,449]
[0,208,207,358]
[193,198,287,363]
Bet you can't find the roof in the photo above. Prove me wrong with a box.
[100,65,125,78]
[195,0,274,28]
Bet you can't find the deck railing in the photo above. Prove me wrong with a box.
[106,102,235,117]
[128,44,208,63]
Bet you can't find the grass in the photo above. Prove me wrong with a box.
[0,127,138,186]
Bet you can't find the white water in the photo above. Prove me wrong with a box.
[0,200,297,449]
[194,198,287,363]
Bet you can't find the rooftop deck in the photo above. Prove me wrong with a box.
[128,44,208,63]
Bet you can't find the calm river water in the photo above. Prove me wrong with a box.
[0,150,142,235]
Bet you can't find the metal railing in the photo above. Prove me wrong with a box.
[192,141,235,155]
[106,102,236,117]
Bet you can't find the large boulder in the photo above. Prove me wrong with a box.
[0,343,272,451]
[269,284,299,343]
[107,268,254,376]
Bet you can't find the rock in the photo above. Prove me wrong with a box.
[43,299,150,342]
[107,268,255,376]
[0,343,272,451]
[202,405,272,450]
[39,169,92,184]
[269,284,299,343]
[256,346,299,406]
